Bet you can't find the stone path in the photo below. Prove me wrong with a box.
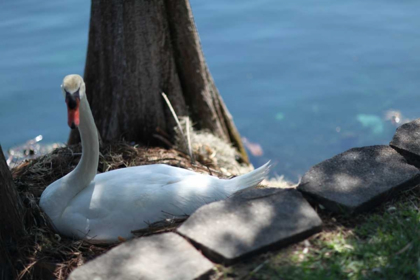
[69,118,420,279]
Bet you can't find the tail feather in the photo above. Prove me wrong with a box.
[224,161,271,193]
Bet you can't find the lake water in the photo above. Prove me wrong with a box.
[1,0,420,181]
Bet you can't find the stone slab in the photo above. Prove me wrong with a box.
[390,118,420,166]
[298,145,420,214]
[177,188,322,265]
[68,233,214,280]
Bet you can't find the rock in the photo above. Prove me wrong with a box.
[177,188,322,265]
[390,118,420,166]
[298,145,420,214]
[68,233,214,280]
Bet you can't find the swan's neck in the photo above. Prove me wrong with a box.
[61,97,99,196]
[41,97,99,221]
[70,97,99,188]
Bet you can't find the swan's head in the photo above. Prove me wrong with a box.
[61,74,86,129]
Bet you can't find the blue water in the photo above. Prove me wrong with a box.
[1,0,420,181]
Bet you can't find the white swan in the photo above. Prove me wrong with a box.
[40,74,270,243]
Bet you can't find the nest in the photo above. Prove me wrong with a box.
[11,142,229,280]
[173,117,254,176]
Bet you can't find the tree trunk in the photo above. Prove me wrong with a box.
[0,146,26,279]
[68,0,249,163]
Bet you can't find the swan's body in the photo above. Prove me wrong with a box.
[40,75,270,243]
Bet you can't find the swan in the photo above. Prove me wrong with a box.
[40,74,270,243]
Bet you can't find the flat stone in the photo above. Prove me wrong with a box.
[390,118,420,166]
[177,188,322,265]
[68,233,214,280]
[298,145,420,214]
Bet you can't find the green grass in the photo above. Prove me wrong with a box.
[256,197,420,279]
[219,191,420,280]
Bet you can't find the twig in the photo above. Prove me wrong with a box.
[185,118,195,163]
[161,92,194,163]
[240,259,269,280]
[17,259,41,280]
[395,242,412,255]
[152,134,173,148]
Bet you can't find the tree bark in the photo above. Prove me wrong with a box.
[0,146,26,279]
[68,0,249,163]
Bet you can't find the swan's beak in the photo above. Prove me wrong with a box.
[66,91,80,129]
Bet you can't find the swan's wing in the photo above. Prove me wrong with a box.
[90,164,229,215]
[60,164,229,240]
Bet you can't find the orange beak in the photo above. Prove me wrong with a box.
[66,92,80,129]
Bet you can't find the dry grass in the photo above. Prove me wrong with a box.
[11,141,232,280]
[174,117,254,176]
